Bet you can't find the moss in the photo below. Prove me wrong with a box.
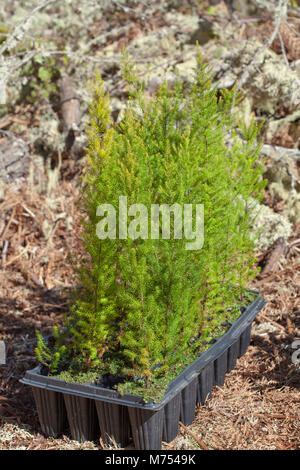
[55,369,100,385]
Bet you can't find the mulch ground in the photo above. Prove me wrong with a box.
[0,180,299,450]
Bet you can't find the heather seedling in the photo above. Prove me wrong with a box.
[36,55,266,400]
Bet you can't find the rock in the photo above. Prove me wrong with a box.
[264,108,300,150]
[0,135,30,183]
[253,321,280,337]
[208,37,300,114]
[249,198,292,251]
[262,144,300,161]
[261,145,300,223]
[0,180,5,201]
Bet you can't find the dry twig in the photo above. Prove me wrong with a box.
[179,421,210,450]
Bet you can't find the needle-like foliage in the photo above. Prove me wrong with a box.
[36,55,266,398]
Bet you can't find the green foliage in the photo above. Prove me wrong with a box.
[19,55,60,103]
[0,23,8,46]
[36,54,266,400]
[35,326,67,374]
[51,290,256,402]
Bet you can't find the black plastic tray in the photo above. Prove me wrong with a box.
[21,292,266,449]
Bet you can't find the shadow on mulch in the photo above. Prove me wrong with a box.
[0,281,69,346]
[0,282,71,432]
[239,332,300,392]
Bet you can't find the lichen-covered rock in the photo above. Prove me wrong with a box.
[249,199,292,251]
[0,180,5,201]
[285,194,300,224]
[207,31,300,114]
[0,136,30,183]
[262,145,300,223]
[265,110,300,150]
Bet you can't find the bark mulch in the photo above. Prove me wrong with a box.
[0,182,299,450]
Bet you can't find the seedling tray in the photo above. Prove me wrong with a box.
[21,291,265,450]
